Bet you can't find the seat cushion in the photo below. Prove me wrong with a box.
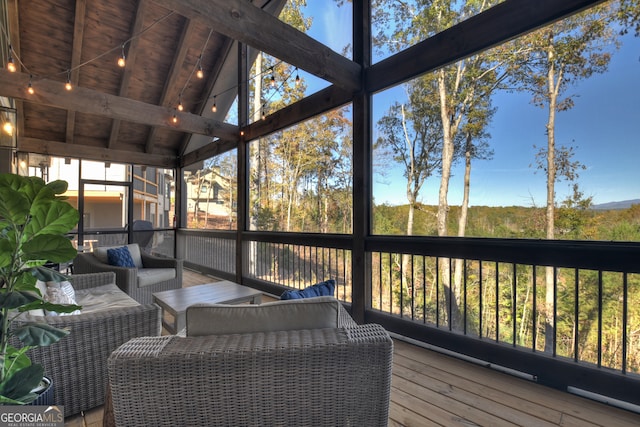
[186,296,341,336]
[137,268,176,288]
[75,283,139,313]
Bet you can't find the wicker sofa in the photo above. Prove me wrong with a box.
[107,297,393,426]
[73,243,182,304]
[15,272,161,416]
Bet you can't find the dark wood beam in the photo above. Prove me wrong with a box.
[66,0,87,144]
[145,18,198,153]
[18,137,176,168]
[150,0,361,92]
[367,0,607,92]
[108,0,147,149]
[179,139,237,168]
[244,85,352,141]
[0,70,239,141]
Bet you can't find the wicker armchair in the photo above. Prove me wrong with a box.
[73,243,183,304]
[15,272,161,417]
[107,302,393,426]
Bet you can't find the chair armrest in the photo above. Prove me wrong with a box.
[69,272,117,291]
[141,253,182,270]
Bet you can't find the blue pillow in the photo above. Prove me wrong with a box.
[281,279,336,300]
[107,246,136,268]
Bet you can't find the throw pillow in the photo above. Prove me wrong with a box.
[107,246,136,268]
[280,279,336,300]
[43,281,82,316]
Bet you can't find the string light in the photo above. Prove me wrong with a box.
[261,108,266,121]
[65,70,72,90]
[211,96,217,113]
[117,44,126,67]
[172,111,178,124]
[196,55,204,79]
[2,121,13,136]
[7,45,16,72]
[295,68,300,87]
[270,68,276,88]
[27,75,34,94]
[177,97,184,111]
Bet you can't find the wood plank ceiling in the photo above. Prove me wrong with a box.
[1,0,605,169]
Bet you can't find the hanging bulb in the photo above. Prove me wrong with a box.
[196,65,204,79]
[295,73,300,87]
[2,121,13,136]
[65,71,72,91]
[177,98,184,112]
[27,75,34,95]
[117,45,126,67]
[172,113,178,124]
[270,74,276,88]
[211,96,217,113]
[261,108,266,121]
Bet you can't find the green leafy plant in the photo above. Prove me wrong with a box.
[0,173,80,404]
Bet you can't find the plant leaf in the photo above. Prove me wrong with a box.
[13,323,70,347]
[0,292,37,310]
[26,199,79,237]
[0,187,30,225]
[0,364,43,402]
[23,235,77,264]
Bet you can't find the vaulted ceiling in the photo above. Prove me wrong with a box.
[0,0,604,169]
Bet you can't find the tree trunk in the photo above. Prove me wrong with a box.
[544,38,558,353]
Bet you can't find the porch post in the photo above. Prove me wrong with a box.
[236,42,249,284]
[351,0,371,323]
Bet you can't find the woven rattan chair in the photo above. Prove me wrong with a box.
[107,302,393,426]
[15,272,161,417]
[73,243,182,304]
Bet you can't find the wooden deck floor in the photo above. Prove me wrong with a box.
[67,269,640,426]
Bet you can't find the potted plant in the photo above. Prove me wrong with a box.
[0,173,80,404]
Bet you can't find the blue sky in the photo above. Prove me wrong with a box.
[300,2,640,207]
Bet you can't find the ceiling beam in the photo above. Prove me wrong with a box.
[18,137,176,168]
[108,0,148,149]
[180,138,237,168]
[367,0,607,93]
[145,18,198,153]
[0,70,239,141]
[150,0,361,92]
[65,0,87,144]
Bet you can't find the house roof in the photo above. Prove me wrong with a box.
[0,0,604,169]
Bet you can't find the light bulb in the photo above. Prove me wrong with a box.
[270,75,276,88]
[118,45,126,67]
[212,97,217,113]
[178,101,183,112]
[65,80,72,91]
[172,114,178,124]
[295,74,300,87]
[27,78,34,95]
[7,56,16,73]
[196,66,204,79]
[261,109,266,121]
[3,122,13,136]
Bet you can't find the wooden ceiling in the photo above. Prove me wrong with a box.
[1,0,605,169]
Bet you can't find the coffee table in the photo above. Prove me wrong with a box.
[152,281,263,334]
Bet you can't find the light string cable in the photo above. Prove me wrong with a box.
[0,11,174,81]
[176,29,213,112]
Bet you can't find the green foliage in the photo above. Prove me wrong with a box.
[0,173,80,404]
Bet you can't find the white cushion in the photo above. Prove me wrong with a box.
[93,243,143,268]
[137,268,176,288]
[186,296,341,336]
[75,283,139,313]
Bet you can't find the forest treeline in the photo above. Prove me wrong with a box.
[374,202,640,241]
